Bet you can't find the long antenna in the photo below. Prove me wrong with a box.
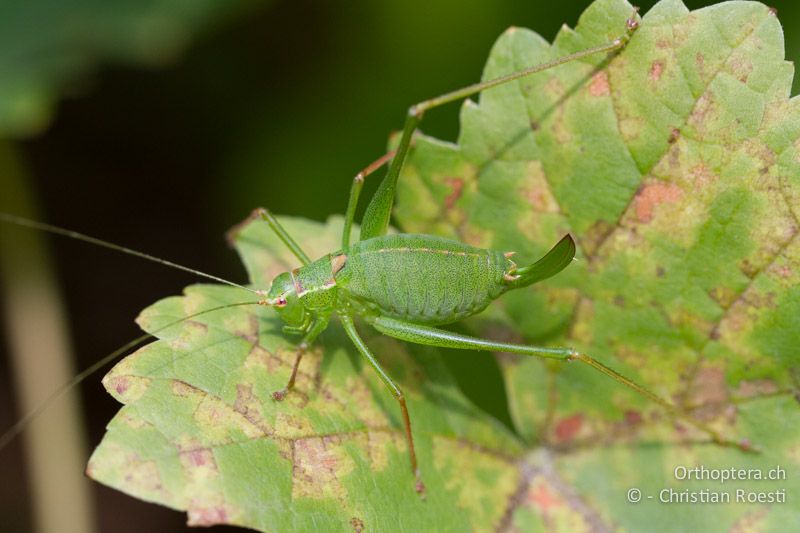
[0,300,261,452]
[0,213,262,296]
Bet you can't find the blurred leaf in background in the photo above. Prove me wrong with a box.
[0,0,260,136]
[0,1,264,532]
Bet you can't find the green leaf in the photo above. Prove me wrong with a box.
[397,0,799,529]
[87,0,799,530]
[0,0,257,137]
[88,216,525,530]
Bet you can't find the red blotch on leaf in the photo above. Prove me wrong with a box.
[588,71,610,96]
[528,484,561,511]
[624,410,643,425]
[634,182,683,222]
[775,265,792,278]
[188,449,207,467]
[114,377,129,396]
[444,177,464,209]
[649,60,664,82]
[554,414,583,442]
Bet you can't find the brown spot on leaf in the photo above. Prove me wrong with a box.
[729,57,753,84]
[696,52,705,78]
[114,377,130,395]
[276,413,314,438]
[744,290,777,310]
[302,436,341,469]
[588,71,610,97]
[181,447,215,469]
[668,127,680,144]
[234,314,260,345]
[103,374,150,402]
[649,60,665,82]
[553,414,583,442]
[104,452,165,497]
[734,379,779,398]
[744,258,767,279]
[775,264,792,278]
[545,77,564,98]
[624,410,643,426]
[172,380,195,397]
[709,286,738,308]
[444,177,464,209]
[524,185,556,212]
[234,383,266,428]
[350,517,365,532]
[169,320,208,351]
[688,367,729,420]
[634,182,683,222]
[691,92,716,131]
[119,412,151,429]
[292,436,352,501]
[689,164,717,187]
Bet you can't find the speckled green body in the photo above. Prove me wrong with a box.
[335,234,511,325]
[287,232,569,330]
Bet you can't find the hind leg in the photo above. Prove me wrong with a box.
[369,315,753,452]
[358,13,640,241]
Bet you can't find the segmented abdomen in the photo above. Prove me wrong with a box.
[337,234,509,325]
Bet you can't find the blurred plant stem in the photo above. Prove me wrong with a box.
[0,141,95,533]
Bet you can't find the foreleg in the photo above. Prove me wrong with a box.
[342,150,396,248]
[227,207,311,265]
[272,314,329,400]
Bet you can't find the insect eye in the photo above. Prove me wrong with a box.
[275,297,288,307]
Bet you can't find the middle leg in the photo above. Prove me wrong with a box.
[342,150,397,248]
[339,313,425,495]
